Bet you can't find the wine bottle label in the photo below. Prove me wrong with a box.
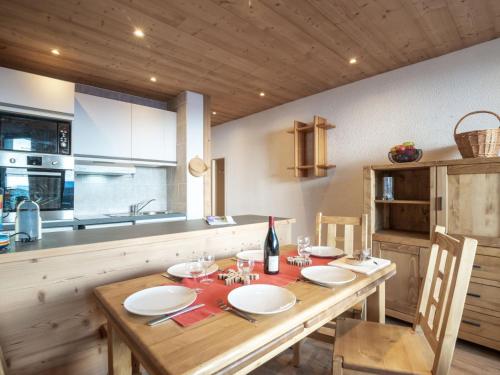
[267,255,279,272]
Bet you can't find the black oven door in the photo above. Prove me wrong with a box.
[1,167,74,221]
[0,113,70,155]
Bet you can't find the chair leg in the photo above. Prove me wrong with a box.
[132,353,141,375]
[332,355,343,374]
[360,300,367,321]
[292,341,301,367]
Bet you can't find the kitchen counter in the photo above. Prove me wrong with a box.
[0,215,291,258]
[0,211,186,231]
[0,215,294,375]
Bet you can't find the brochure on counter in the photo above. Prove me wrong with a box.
[205,216,237,226]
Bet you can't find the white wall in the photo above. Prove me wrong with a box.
[212,38,500,239]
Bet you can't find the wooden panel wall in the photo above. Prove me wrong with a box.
[0,220,293,375]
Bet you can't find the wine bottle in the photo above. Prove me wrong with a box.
[264,216,280,275]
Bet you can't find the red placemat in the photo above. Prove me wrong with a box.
[170,253,333,327]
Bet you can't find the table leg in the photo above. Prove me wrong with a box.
[108,321,132,375]
[366,282,385,323]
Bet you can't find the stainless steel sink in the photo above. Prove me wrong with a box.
[140,210,171,216]
[106,210,171,218]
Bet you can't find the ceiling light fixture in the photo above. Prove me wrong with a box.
[150,76,157,82]
[259,92,265,97]
[212,111,217,115]
[133,28,145,38]
[51,49,60,56]
[349,57,357,64]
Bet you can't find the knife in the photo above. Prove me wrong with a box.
[147,303,205,326]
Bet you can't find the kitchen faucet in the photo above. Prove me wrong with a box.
[130,199,156,215]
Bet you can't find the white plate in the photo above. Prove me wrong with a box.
[301,266,356,286]
[310,246,344,258]
[227,284,296,315]
[236,250,264,263]
[167,262,219,279]
[123,285,196,316]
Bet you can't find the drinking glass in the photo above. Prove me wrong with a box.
[361,247,372,261]
[236,258,255,285]
[186,257,204,293]
[200,252,215,284]
[297,235,312,264]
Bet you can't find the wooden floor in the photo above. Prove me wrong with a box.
[251,319,500,375]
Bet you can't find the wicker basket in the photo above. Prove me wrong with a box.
[454,110,500,158]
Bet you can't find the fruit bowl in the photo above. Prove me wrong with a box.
[388,142,423,163]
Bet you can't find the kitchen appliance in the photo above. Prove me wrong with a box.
[0,111,71,155]
[15,199,42,242]
[0,150,74,222]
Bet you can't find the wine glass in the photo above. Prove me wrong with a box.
[186,257,204,293]
[297,235,312,265]
[361,247,372,261]
[236,258,255,285]
[200,252,215,284]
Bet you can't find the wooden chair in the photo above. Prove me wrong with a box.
[332,226,478,375]
[315,212,368,255]
[292,213,368,366]
[0,345,7,375]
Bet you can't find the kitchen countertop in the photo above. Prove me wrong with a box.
[1,211,186,230]
[1,215,291,257]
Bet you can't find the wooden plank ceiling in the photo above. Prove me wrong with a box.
[0,0,498,125]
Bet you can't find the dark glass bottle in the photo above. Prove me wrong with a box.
[264,216,279,274]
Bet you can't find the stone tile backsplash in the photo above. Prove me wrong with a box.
[75,167,169,216]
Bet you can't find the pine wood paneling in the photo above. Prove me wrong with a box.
[0,0,498,125]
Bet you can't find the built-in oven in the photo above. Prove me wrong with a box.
[0,112,71,155]
[0,151,74,222]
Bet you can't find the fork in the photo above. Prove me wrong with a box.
[216,299,256,323]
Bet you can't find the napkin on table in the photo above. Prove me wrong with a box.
[328,257,391,275]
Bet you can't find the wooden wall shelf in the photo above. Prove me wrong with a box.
[287,115,335,178]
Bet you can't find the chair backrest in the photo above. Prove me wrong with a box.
[315,212,368,256]
[414,226,477,375]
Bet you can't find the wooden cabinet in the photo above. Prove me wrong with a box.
[74,92,132,159]
[0,66,75,118]
[365,157,500,351]
[131,103,176,162]
[74,93,176,163]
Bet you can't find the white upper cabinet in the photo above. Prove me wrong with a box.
[74,93,176,163]
[131,104,176,162]
[73,93,132,159]
[0,67,75,118]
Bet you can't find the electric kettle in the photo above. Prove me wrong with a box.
[15,199,42,242]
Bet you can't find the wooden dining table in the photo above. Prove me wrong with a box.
[94,246,396,375]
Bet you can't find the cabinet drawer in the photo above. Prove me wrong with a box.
[466,283,500,312]
[379,242,419,255]
[460,309,500,342]
[472,254,500,282]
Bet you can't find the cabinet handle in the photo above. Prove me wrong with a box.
[466,292,481,298]
[436,197,443,211]
[462,319,481,328]
[472,264,481,269]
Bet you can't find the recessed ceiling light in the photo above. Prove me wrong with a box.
[349,57,357,64]
[212,111,217,115]
[259,92,265,97]
[150,76,157,82]
[134,28,145,38]
[51,49,60,56]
